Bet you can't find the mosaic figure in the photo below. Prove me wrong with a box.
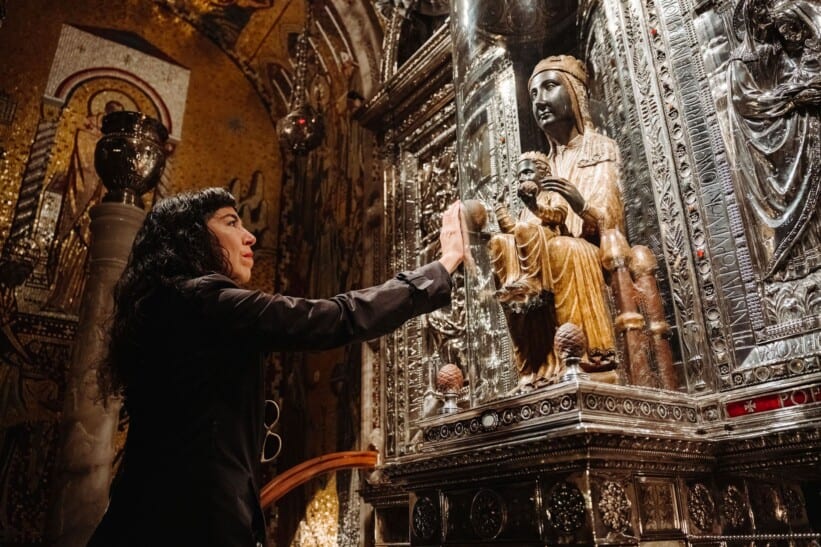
[44,99,124,314]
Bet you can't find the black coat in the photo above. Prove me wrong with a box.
[87,261,452,547]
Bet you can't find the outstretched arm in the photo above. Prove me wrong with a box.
[183,201,465,353]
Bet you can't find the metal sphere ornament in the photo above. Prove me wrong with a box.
[276,103,324,155]
[276,0,324,155]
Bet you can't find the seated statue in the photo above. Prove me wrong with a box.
[491,151,567,305]
[489,153,563,385]
[490,54,624,385]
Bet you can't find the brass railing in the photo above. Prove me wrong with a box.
[260,450,378,508]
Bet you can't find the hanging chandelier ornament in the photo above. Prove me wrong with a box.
[276,0,324,155]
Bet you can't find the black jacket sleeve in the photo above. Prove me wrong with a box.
[180,261,453,352]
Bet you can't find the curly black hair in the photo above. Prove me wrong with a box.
[102,187,236,396]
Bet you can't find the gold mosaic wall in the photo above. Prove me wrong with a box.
[0,1,297,544]
[0,0,283,256]
[0,0,380,545]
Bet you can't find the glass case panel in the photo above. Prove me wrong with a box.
[448,0,578,407]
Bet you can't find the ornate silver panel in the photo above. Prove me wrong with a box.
[683,0,821,388]
[364,6,821,544]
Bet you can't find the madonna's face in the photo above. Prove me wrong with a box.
[530,70,574,135]
[774,8,809,55]
[207,206,257,284]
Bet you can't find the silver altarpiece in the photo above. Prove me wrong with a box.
[360,0,820,544]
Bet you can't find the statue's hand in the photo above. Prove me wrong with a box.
[794,87,821,107]
[516,180,539,207]
[541,177,585,214]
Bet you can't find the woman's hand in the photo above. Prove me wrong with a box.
[541,177,586,214]
[438,201,465,274]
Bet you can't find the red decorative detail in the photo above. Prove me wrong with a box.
[650,28,658,37]
[696,248,705,259]
[726,387,821,418]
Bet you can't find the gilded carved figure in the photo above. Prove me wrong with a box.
[727,0,821,278]
[490,55,623,386]
[489,153,559,385]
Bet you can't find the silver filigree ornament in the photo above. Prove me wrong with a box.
[687,483,715,531]
[721,485,747,529]
[598,481,631,534]
[546,482,586,533]
[782,486,803,523]
[412,496,438,541]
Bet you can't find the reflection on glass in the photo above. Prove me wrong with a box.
[447,0,576,406]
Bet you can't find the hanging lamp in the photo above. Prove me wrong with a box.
[276,0,324,155]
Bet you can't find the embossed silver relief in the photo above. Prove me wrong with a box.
[586,9,671,308]
[545,482,586,534]
[609,0,717,392]
[725,0,821,280]
[597,481,632,536]
[781,485,806,524]
[423,392,580,443]
[749,482,783,526]
[721,484,748,529]
[764,269,821,327]
[687,482,716,532]
[462,0,563,43]
[450,1,535,406]
[585,4,686,388]
[692,0,821,374]
[637,479,679,531]
[376,29,466,454]
[412,495,439,541]
[418,147,468,418]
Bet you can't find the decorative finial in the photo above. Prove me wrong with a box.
[437,363,464,414]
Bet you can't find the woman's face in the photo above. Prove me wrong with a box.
[207,206,257,284]
[529,70,574,136]
[774,8,810,55]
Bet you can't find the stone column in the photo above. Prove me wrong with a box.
[47,111,168,547]
[47,203,145,547]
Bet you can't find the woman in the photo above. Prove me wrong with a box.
[88,187,464,546]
